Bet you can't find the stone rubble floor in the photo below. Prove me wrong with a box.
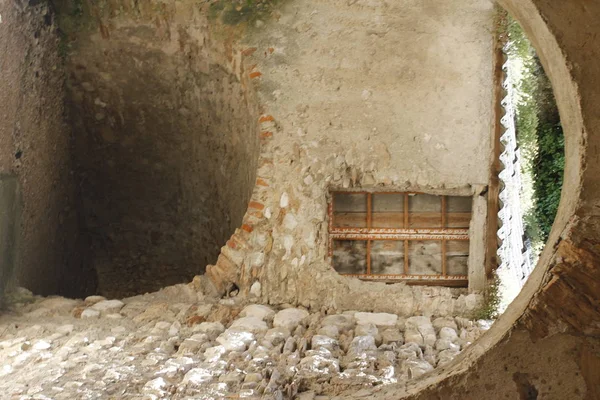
[0,285,492,400]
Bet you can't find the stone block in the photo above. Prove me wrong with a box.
[355,312,398,327]
[321,314,355,332]
[405,316,436,347]
[229,317,269,334]
[239,304,275,321]
[91,299,125,314]
[273,308,309,331]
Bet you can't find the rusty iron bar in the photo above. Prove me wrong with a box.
[331,227,469,235]
[341,273,468,287]
[404,193,410,274]
[441,196,447,276]
[341,273,468,280]
[366,193,372,274]
[330,232,470,241]
[366,240,372,275]
[330,190,427,195]
[404,240,410,275]
[441,195,447,228]
[404,192,409,228]
[328,193,334,258]
[442,239,447,276]
[367,193,372,229]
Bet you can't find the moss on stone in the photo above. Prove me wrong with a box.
[473,273,501,320]
[50,0,93,59]
[209,0,284,26]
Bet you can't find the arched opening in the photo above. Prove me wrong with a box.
[492,10,566,313]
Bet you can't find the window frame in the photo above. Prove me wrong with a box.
[328,191,471,287]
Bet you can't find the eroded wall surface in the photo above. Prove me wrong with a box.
[57,1,261,297]
[0,2,94,298]
[208,0,495,315]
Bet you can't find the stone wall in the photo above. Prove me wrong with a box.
[57,1,261,297]
[207,0,495,315]
[0,2,95,298]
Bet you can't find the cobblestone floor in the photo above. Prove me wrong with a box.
[0,283,491,400]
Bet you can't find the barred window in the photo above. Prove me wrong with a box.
[328,192,471,286]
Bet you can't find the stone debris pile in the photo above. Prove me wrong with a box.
[0,288,491,399]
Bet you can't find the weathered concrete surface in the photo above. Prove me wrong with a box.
[0,2,95,298]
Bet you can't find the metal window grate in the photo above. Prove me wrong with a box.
[328,191,471,286]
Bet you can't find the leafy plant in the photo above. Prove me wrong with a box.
[506,16,564,244]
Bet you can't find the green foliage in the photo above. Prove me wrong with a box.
[533,121,564,239]
[506,17,564,243]
[51,0,85,31]
[505,17,533,60]
[474,273,501,320]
